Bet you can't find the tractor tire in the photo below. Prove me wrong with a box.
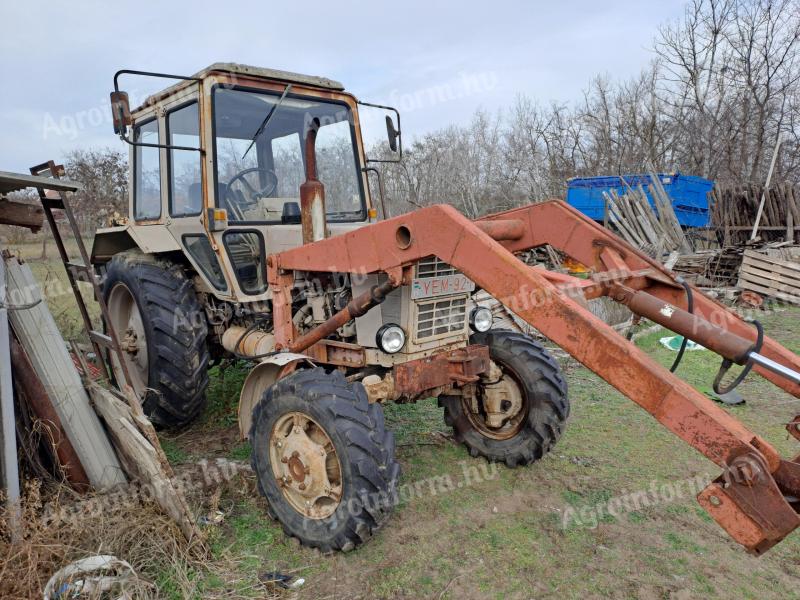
[250,368,400,552]
[439,330,569,467]
[103,251,209,428]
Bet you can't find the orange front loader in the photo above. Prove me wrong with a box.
[268,199,800,555]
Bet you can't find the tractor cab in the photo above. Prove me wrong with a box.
[93,63,399,303]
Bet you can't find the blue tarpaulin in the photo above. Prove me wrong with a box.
[566,173,714,227]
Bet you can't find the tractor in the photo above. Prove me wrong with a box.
[94,63,800,554]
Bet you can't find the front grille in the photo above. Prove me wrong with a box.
[415,256,461,278]
[416,296,468,340]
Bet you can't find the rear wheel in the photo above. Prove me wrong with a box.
[439,330,569,467]
[250,368,400,552]
[103,251,209,427]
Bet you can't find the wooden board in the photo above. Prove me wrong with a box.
[738,249,800,305]
[90,384,202,543]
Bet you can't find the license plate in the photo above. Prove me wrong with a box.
[411,274,475,299]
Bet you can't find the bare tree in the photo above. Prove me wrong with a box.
[64,147,128,231]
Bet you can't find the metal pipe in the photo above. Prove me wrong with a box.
[476,219,525,241]
[0,253,21,539]
[300,118,327,245]
[222,327,275,357]
[749,353,800,386]
[612,285,754,364]
[290,279,398,353]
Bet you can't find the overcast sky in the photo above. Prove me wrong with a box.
[0,0,686,172]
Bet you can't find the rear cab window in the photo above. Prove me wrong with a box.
[133,118,162,221]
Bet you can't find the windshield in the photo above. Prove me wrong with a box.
[213,86,366,223]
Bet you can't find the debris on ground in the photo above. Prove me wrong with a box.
[43,554,141,600]
[660,336,706,352]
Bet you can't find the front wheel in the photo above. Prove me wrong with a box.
[439,331,569,467]
[250,368,400,552]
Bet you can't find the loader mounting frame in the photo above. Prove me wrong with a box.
[268,199,800,555]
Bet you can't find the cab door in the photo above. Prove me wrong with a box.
[163,88,231,297]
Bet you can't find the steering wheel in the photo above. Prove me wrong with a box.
[225,168,279,214]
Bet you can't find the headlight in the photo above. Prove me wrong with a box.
[470,306,493,332]
[376,324,406,354]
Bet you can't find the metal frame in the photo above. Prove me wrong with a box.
[113,69,204,153]
[358,100,403,163]
[28,161,131,389]
[267,199,800,554]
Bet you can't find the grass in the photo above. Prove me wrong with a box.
[9,236,800,598]
[172,305,800,598]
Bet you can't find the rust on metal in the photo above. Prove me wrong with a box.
[611,284,755,363]
[300,117,327,245]
[267,199,800,553]
[394,345,490,397]
[9,336,90,490]
[289,279,398,353]
[475,219,525,242]
[305,339,366,367]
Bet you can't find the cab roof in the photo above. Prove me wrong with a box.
[137,63,346,112]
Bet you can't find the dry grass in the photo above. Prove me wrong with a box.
[0,479,192,599]
[0,469,268,600]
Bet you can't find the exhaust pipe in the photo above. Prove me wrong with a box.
[300,117,327,245]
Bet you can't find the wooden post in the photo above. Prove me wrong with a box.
[751,132,784,241]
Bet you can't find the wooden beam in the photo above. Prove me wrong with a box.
[0,198,44,231]
[90,384,203,543]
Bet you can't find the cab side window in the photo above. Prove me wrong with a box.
[168,102,202,216]
[134,119,162,221]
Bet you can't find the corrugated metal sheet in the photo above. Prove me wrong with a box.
[5,255,125,489]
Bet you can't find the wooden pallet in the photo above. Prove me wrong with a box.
[737,249,800,305]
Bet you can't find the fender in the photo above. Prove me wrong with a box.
[237,352,314,439]
[91,224,181,264]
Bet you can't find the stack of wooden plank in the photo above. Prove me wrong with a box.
[737,246,800,305]
[603,182,691,258]
[711,182,800,246]
[672,247,743,287]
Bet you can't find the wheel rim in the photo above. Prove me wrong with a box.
[269,411,343,520]
[462,364,529,440]
[107,283,149,396]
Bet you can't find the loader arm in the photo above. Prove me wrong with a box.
[269,200,800,554]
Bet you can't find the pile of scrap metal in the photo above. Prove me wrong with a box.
[0,166,200,543]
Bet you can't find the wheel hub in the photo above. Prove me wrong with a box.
[270,412,342,519]
[462,360,528,440]
[482,376,524,428]
[107,283,148,395]
[121,328,139,354]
